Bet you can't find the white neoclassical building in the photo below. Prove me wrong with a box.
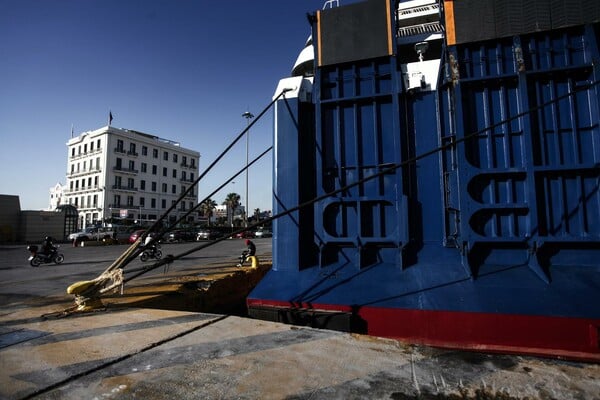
[48,182,65,210]
[64,125,200,228]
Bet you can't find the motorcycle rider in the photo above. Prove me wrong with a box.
[238,239,256,267]
[40,236,56,259]
[143,232,159,256]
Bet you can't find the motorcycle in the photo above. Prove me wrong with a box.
[27,245,65,267]
[139,243,162,262]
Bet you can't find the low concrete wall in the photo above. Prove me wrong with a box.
[0,195,21,242]
[20,211,65,243]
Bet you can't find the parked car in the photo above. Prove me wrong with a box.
[110,225,141,243]
[254,229,272,238]
[167,229,196,242]
[196,229,221,240]
[128,229,147,244]
[233,230,255,239]
[69,227,115,242]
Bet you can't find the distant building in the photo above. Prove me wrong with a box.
[214,204,245,225]
[64,126,200,229]
[48,182,65,210]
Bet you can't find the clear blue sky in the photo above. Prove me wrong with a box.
[0,0,328,213]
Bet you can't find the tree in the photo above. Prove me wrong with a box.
[199,198,217,226]
[253,208,261,223]
[223,192,241,227]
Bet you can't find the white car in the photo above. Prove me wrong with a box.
[68,227,115,241]
[254,229,272,238]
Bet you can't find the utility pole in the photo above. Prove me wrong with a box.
[242,110,254,228]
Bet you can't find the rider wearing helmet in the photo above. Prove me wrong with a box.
[238,239,256,267]
[41,236,55,256]
[245,239,256,257]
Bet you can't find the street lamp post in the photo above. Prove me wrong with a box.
[242,110,254,228]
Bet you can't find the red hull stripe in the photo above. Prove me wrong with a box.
[247,299,600,362]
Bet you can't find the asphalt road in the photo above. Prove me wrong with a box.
[0,238,272,306]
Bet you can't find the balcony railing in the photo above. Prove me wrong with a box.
[113,167,139,174]
[67,166,102,177]
[112,185,138,192]
[69,147,103,159]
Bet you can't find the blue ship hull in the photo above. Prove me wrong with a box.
[248,0,600,360]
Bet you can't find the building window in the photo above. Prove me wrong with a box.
[127,178,134,189]
[163,151,169,161]
[173,154,178,163]
[162,183,167,193]
[129,160,135,171]
[140,197,145,207]
[153,149,158,158]
[94,176,98,186]
[84,144,88,153]
[172,184,176,194]
[97,139,101,149]
[114,195,121,206]
[93,195,98,207]
[114,176,122,188]
[151,198,156,208]
[141,163,147,173]
[152,165,157,175]
[127,196,134,207]
[129,143,137,156]
[140,180,146,190]
[71,148,75,157]
[172,169,177,178]
[151,181,157,192]
[90,141,94,151]
[116,158,122,170]
[163,167,167,177]
[116,139,124,152]
[190,158,196,168]
[181,171,187,181]
[190,173,194,181]
[182,156,187,166]
[142,146,148,156]
[161,199,166,209]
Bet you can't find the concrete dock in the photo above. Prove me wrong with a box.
[2,299,599,399]
[1,243,599,399]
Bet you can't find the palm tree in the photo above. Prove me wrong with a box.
[199,198,217,226]
[253,208,261,224]
[223,192,241,227]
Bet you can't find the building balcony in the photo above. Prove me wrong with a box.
[127,151,139,157]
[113,167,139,175]
[64,185,101,194]
[78,204,101,211]
[112,185,138,192]
[69,147,103,160]
[114,147,127,154]
[67,167,102,177]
